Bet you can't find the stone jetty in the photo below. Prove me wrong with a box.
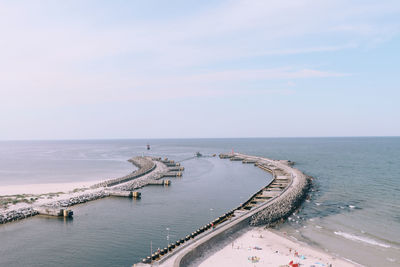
[0,207,38,224]
[112,157,171,191]
[137,152,311,266]
[91,156,157,188]
[40,190,109,209]
[0,156,184,225]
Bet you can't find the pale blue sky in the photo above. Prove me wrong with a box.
[0,0,399,139]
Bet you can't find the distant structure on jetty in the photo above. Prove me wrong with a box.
[0,156,184,225]
[137,152,311,266]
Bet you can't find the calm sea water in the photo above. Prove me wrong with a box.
[0,138,399,266]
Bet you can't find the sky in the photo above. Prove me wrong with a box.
[0,0,399,140]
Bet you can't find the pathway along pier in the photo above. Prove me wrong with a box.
[135,152,311,267]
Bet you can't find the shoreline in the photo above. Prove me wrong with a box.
[0,180,101,196]
[0,153,362,266]
[191,153,361,267]
[149,153,361,266]
[198,226,358,267]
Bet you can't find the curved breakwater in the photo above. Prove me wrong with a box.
[138,152,311,267]
[90,157,157,188]
[0,157,183,224]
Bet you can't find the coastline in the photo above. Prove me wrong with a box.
[0,180,101,196]
[0,156,173,223]
[0,152,374,267]
[1,140,397,266]
[198,226,358,267]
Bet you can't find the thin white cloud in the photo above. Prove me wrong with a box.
[0,66,347,110]
[0,1,396,111]
[0,0,398,71]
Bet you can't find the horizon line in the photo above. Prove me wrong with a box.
[0,135,399,142]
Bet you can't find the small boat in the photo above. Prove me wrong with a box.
[195,152,202,157]
[147,144,150,150]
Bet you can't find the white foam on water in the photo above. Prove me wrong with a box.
[315,225,323,229]
[334,231,391,248]
[349,205,356,209]
[343,257,365,267]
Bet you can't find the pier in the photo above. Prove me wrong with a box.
[147,179,171,186]
[135,152,311,266]
[107,190,142,198]
[162,172,183,178]
[36,207,73,217]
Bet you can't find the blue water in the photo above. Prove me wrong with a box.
[0,138,399,266]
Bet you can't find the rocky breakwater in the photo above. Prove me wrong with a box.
[249,168,310,225]
[0,157,181,225]
[0,207,38,224]
[114,157,171,191]
[232,153,311,226]
[91,156,157,188]
[40,190,110,209]
[41,157,169,210]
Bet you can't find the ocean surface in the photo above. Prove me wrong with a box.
[0,138,399,266]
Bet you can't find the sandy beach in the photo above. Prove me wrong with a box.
[0,181,101,196]
[199,227,357,267]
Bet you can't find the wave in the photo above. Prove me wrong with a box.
[343,257,365,267]
[334,231,391,248]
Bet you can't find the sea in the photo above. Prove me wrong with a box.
[0,138,399,267]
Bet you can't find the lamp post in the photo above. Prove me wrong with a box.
[166,227,170,248]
